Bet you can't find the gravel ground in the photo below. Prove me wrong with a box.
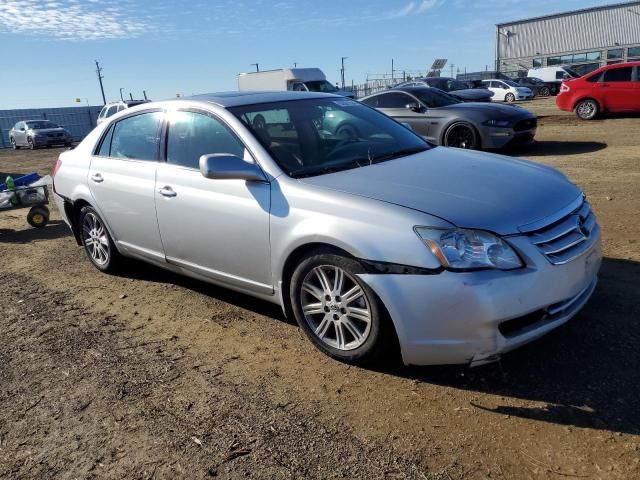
[1,97,639,479]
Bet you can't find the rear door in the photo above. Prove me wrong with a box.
[88,110,165,262]
[599,66,635,112]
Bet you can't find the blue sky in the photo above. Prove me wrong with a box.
[0,0,614,108]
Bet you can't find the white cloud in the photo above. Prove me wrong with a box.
[0,0,154,40]
[389,0,444,18]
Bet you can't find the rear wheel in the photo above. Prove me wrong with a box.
[444,122,479,150]
[539,86,550,97]
[575,99,599,120]
[27,206,49,228]
[505,93,516,103]
[79,206,121,273]
[289,251,395,365]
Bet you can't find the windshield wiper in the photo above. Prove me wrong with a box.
[289,161,363,178]
[369,146,429,163]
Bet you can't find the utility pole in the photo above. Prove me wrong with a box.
[391,58,394,82]
[250,63,259,72]
[119,88,124,101]
[95,60,106,105]
[340,57,348,89]
[293,62,298,67]
[450,64,455,78]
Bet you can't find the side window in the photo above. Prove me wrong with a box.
[586,72,603,83]
[110,112,163,161]
[98,107,107,119]
[376,92,411,108]
[106,106,117,118]
[603,67,633,82]
[167,111,245,169]
[97,124,114,156]
[360,96,379,108]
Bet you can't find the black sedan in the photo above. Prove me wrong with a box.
[358,87,537,150]
[515,77,558,97]
[396,77,494,102]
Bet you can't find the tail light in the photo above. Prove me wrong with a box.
[52,158,62,177]
[560,83,570,93]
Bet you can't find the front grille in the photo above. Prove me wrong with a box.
[526,199,597,265]
[513,118,537,132]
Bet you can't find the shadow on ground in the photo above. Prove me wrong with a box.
[0,221,68,243]
[514,140,607,157]
[118,254,639,436]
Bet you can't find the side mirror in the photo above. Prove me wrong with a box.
[199,153,266,182]
[405,102,422,113]
[400,122,413,131]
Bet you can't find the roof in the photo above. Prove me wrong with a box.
[183,91,337,108]
[497,1,640,27]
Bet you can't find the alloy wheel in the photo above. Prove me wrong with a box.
[505,93,515,103]
[576,100,597,120]
[300,265,372,351]
[446,125,475,149]
[82,212,110,266]
[10,137,17,150]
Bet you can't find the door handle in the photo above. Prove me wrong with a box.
[90,173,103,183]
[158,186,177,197]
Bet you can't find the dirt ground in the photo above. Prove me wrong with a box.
[1,97,639,479]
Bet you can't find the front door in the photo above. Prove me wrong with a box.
[155,109,272,293]
[600,66,636,112]
[88,111,165,261]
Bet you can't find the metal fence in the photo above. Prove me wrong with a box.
[0,106,102,149]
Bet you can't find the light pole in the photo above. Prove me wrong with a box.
[340,56,348,89]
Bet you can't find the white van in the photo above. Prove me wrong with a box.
[237,68,354,98]
[527,66,581,83]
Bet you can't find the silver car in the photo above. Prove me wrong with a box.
[9,120,72,149]
[52,92,602,367]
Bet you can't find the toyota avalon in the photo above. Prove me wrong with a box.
[52,91,601,367]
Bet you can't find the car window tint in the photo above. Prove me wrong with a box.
[376,93,411,108]
[167,111,245,169]
[98,107,107,118]
[603,67,632,82]
[97,124,114,156]
[110,112,163,161]
[361,96,379,108]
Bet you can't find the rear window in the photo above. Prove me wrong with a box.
[109,112,163,161]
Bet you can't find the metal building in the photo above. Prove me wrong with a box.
[496,1,640,77]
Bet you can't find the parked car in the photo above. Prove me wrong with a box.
[52,91,601,367]
[358,87,537,150]
[514,77,558,97]
[9,120,72,149]
[556,62,640,120]
[482,79,533,102]
[528,66,580,84]
[397,77,494,102]
[238,68,354,98]
[97,100,150,125]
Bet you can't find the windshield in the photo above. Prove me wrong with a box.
[230,98,430,178]
[563,68,580,78]
[411,89,460,108]
[503,80,519,87]
[304,80,339,93]
[26,120,59,129]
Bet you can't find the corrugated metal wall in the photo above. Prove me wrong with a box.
[0,106,102,149]
[498,2,640,60]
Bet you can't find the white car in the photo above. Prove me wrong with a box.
[96,100,150,125]
[482,79,533,103]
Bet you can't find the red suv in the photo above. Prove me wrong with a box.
[556,62,640,120]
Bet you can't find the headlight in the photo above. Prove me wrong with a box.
[483,119,511,128]
[414,227,523,271]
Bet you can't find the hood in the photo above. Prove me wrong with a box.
[300,148,580,235]
[30,127,67,134]
[436,102,534,119]
[449,89,493,101]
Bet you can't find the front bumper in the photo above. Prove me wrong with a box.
[482,127,536,149]
[359,229,602,366]
[32,135,71,146]
[515,93,533,101]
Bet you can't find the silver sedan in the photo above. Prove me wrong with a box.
[52,91,601,367]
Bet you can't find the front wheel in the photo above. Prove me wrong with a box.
[10,137,18,150]
[575,99,599,120]
[79,206,121,273]
[27,137,35,150]
[505,93,516,103]
[539,86,550,97]
[289,251,395,365]
[444,122,479,149]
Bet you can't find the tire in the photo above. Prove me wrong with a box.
[289,250,395,365]
[539,86,550,97]
[27,137,35,150]
[444,122,479,150]
[10,137,18,150]
[505,93,516,103]
[78,206,121,273]
[575,99,599,120]
[27,206,49,228]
